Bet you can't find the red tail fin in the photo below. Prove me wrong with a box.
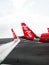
[47,28,49,33]
[21,23,36,40]
[11,29,17,40]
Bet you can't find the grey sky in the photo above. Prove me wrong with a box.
[23,0,49,16]
[0,0,49,16]
[0,0,49,38]
[0,0,13,17]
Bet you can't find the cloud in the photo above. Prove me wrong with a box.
[0,0,49,38]
[23,0,36,9]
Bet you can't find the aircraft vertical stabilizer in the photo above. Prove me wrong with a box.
[47,28,49,33]
[21,23,37,40]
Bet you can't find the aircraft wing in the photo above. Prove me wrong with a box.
[0,28,20,63]
[0,38,20,63]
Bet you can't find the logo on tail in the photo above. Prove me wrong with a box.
[21,23,36,40]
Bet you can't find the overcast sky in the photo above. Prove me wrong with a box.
[0,0,49,38]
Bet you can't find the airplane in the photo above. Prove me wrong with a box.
[20,22,49,43]
[0,28,20,63]
[0,29,49,64]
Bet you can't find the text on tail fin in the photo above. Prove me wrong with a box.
[21,23,36,40]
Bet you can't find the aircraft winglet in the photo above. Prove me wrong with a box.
[11,28,18,40]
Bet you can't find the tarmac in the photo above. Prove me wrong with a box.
[0,38,49,65]
[0,38,13,45]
